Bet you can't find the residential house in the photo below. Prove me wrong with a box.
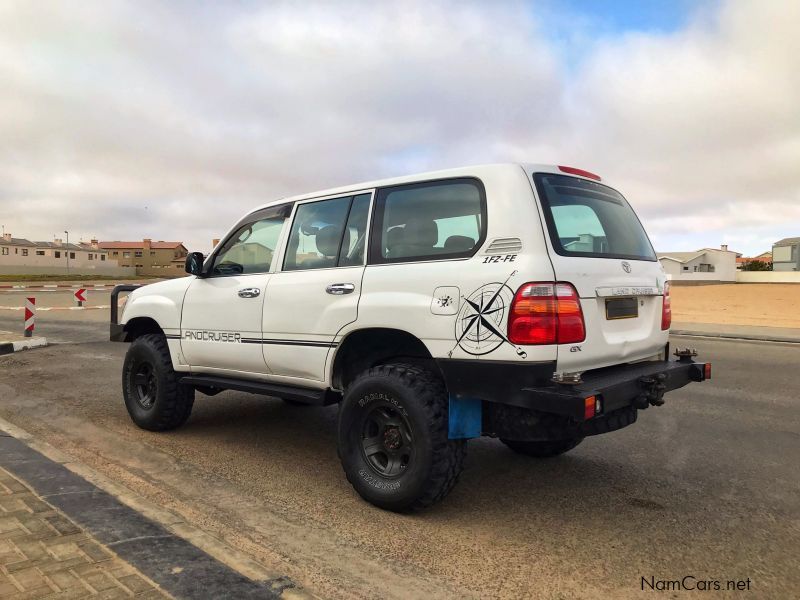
[0,233,117,273]
[99,239,188,276]
[657,245,738,282]
[772,238,800,272]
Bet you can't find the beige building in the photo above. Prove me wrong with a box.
[99,239,188,276]
[657,245,738,282]
[0,233,132,276]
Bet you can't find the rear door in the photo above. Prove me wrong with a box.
[261,192,372,382]
[530,172,667,372]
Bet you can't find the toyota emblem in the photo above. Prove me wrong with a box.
[621,261,631,273]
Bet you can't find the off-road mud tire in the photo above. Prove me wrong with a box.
[338,363,466,512]
[122,333,194,431]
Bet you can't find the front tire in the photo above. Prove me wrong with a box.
[500,437,583,458]
[122,334,194,431]
[338,363,466,512]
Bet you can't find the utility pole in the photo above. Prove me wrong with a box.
[65,230,70,275]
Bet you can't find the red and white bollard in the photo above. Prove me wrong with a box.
[24,297,35,338]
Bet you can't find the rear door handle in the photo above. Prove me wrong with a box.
[326,283,355,295]
[238,287,261,298]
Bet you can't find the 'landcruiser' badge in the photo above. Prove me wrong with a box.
[621,261,632,273]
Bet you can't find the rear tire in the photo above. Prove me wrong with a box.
[122,334,194,431]
[500,437,583,458]
[338,363,466,512]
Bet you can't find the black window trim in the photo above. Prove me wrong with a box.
[204,202,294,278]
[280,191,374,273]
[532,172,657,263]
[367,176,488,266]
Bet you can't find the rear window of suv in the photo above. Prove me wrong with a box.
[533,173,657,261]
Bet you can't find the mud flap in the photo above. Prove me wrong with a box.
[448,396,481,439]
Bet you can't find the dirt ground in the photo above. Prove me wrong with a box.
[671,283,800,328]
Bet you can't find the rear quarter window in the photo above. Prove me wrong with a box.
[369,178,487,264]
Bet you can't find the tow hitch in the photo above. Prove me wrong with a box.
[634,348,708,409]
[635,373,667,408]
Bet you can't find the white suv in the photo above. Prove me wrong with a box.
[111,163,709,511]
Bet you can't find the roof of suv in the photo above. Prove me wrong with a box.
[250,162,601,213]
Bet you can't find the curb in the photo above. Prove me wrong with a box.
[0,416,315,600]
[0,336,48,355]
[671,330,800,344]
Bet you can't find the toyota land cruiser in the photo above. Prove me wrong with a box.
[110,163,710,511]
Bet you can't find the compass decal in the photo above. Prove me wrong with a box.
[449,271,527,358]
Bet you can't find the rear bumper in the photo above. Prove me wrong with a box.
[438,357,708,422]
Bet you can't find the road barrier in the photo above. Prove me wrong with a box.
[24,298,35,337]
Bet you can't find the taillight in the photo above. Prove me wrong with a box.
[508,282,586,345]
[661,281,672,330]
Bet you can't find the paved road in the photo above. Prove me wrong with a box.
[0,316,798,598]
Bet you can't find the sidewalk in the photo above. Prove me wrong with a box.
[0,466,167,599]
[671,321,800,343]
[0,429,294,599]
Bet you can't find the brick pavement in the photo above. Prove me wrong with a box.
[0,466,169,599]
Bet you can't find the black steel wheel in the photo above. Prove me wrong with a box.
[359,403,415,478]
[122,334,194,431]
[338,363,466,512]
[132,362,158,409]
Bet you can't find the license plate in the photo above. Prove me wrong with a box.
[606,297,638,320]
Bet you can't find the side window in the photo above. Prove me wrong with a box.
[212,215,287,276]
[372,179,485,263]
[283,196,353,271]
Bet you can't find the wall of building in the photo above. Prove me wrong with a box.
[736,271,800,283]
[706,250,737,281]
[772,244,799,271]
[102,240,187,277]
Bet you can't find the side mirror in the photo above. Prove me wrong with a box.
[185,252,205,276]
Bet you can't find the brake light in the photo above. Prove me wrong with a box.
[661,281,672,330]
[508,282,585,345]
[557,165,602,181]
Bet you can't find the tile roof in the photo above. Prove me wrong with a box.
[98,241,185,250]
[0,237,35,247]
[774,237,800,246]
[656,251,706,263]
[34,241,90,251]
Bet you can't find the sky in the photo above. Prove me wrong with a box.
[0,0,798,256]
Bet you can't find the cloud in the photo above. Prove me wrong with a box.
[0,0,797,255]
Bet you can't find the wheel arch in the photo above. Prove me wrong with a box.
[123,316,165,342]
[330,327,440,391]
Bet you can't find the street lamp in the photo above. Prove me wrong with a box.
[64,230,69,275]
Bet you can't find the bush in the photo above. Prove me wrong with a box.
[740,260,772,271]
